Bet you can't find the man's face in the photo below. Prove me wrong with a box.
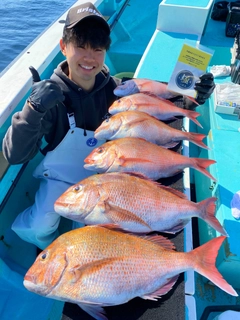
[60,39,106,91]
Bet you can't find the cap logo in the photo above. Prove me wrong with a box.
[77,7,102,18]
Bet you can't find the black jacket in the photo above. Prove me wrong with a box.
[2,60,121,164]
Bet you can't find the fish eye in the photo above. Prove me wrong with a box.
[117,99,121,103]
[73,185,82,192]
[41,252,47,260]
[97,147,104,154]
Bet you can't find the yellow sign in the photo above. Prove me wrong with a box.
[179,44,212,71]
[167,42,214,98]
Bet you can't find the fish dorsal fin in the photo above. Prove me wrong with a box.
[118,173,188,200]
[141,275,179,300]
[143,234,176,250]
[97,225,175,250]
[108,172,187,201]
[156,184,188,200]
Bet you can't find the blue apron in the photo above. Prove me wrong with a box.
[12,113,103,249]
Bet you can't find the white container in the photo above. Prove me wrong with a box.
[157,0,214,36]
[214,83,240,116]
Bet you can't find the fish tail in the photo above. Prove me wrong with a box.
[192,158,216,181]
[186,110,203,128]
[190,236,237,296]
[187,132,209,149]
[186,96,199,105]
[197,197,228,236]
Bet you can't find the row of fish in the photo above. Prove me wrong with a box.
[24,78,234,320]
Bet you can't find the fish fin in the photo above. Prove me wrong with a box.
[156,184,188,200]
[160,141,180,149]
[162,221,189,234]
[104,202,152,232]
[197,197,228,236]
[185,110,202,128]
[98,223,143,236]
[186,96,199,105]
[70,257,120,283]
[143,234,176,250]
[78,303,108,320]
[141,275,179,300]
[185,132,209,150]
[98,224,175,250]
[118,171,152,180]
[192,158,216,181]
[119,156,153,166]
[191,236,238,296]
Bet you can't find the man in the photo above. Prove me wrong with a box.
[3,2,121,249]
[2,2,215,250]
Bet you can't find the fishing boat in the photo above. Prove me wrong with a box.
[0,0,240,319]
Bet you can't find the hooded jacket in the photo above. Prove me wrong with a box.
[2,60,121,164]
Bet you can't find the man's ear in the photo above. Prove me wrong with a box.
[60,39,66,56]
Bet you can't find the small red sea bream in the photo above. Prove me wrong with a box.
[54,172,224,235]
[109,92,202,127]
[84,137,216,181]
[94,110,208,149]
[23,225,237,320]
[113,78,179,99]
[113,78,198,105]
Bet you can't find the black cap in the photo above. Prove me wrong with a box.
[65,2,110,35]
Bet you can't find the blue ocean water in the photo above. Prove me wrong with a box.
[0,0,76,73]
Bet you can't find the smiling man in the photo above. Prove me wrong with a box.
[2,2,216,251]
[2,2,121,250]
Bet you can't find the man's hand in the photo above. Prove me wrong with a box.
[194,73,215,105]
[28,66,64,113]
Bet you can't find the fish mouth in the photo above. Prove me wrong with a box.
[83,163,97,171]
[94,130,106,140]
[24,277,51,296]
[54,202,83,221]
[84,156,114,173]
[83,157,94,165]
[54,201,69,214]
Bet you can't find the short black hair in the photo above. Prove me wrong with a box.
[62,18,111,50]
